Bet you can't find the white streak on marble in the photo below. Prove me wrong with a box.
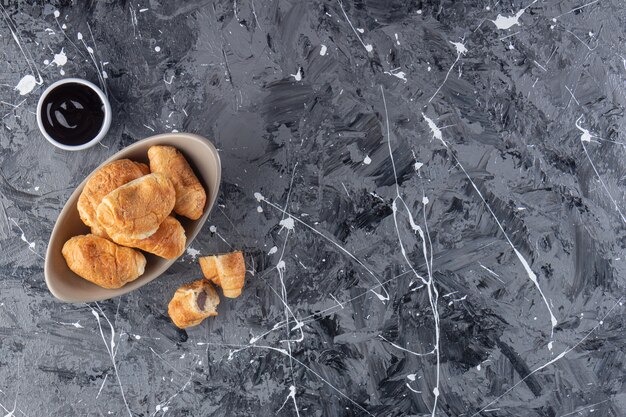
[95,374,108,399]
[1,5,43,95]
[8,218,44,260]
[257,196,390,301]
[90,304,132,417]
[423,112,558,336]
[576,116,626,223]
[428,40,469,103]
[379,335,435,357]
[222,342,375,416]
[471,297,623,416]
[276,385,300,416]
[337,0,373,54]
[553,0,599,20]
[382,87,441,414]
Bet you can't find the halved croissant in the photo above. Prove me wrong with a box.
[199,251,246,298]
[168,279,220,328]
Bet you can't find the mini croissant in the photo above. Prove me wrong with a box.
[109,216,186,260]
[168,279,220,328]
[199,251,246,298]
[148,145,207,220]
[77,159,149,238]
[96,173,175,240]
[62,234,146,289]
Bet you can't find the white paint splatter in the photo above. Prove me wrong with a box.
[548,341,553,350]
[414,161,424,170]
[492,10,525,30]
[422,113,444,142]
[14,75,38,95]
[384,68,407,82]
[254,192,265,202]
[43,59,50,65]
[53,10,60,18]
[257,206,263,213]
[363,155,372,164]
[52,49,67,67]
[77,32,83,40]
[268,246,278,255]
[186,247,200,260]
[209,225,217,233]
[395,33,400,45]
[59,321,83,328]
[450,41,468,55]
[290,67,303,81]
[422,196,430,205]
[279,217,295,231]
[364,44,373,52]
[320,45,327,56]
[154,46,161,52]
[356,27,364,33]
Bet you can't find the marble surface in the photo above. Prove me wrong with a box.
[1,0,625,416]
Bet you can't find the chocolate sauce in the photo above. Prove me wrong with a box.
[197,290,208,310]
[40,82,105,146]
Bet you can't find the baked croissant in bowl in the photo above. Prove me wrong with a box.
[199,251,246,298]
[96,173,176,240]
[77,159,149,238]
[62,234,146,289]
[168,279,220,328]
[148,145,207,220]
[108,216,186,260]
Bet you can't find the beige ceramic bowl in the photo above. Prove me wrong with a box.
[44,133,221,302]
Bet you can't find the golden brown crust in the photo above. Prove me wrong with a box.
[199,251,246,298]
[148,145,207,220]
[168,279,219,328]
[96,173,176,240]
[109,216,186,259]
[77,159,149,236]
[61,234,146,289]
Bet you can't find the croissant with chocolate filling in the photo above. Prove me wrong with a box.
[148,145,207,220]
[168,279,220,328]
[96,173,175,240]
[199,251,246,298]
[77,159,149,238]
[62,234,146,289]
[109,216,186,259]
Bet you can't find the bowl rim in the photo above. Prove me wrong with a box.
[36,77,112,151]
[44,132,221,302]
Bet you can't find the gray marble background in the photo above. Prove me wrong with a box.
[1,0,625,416]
